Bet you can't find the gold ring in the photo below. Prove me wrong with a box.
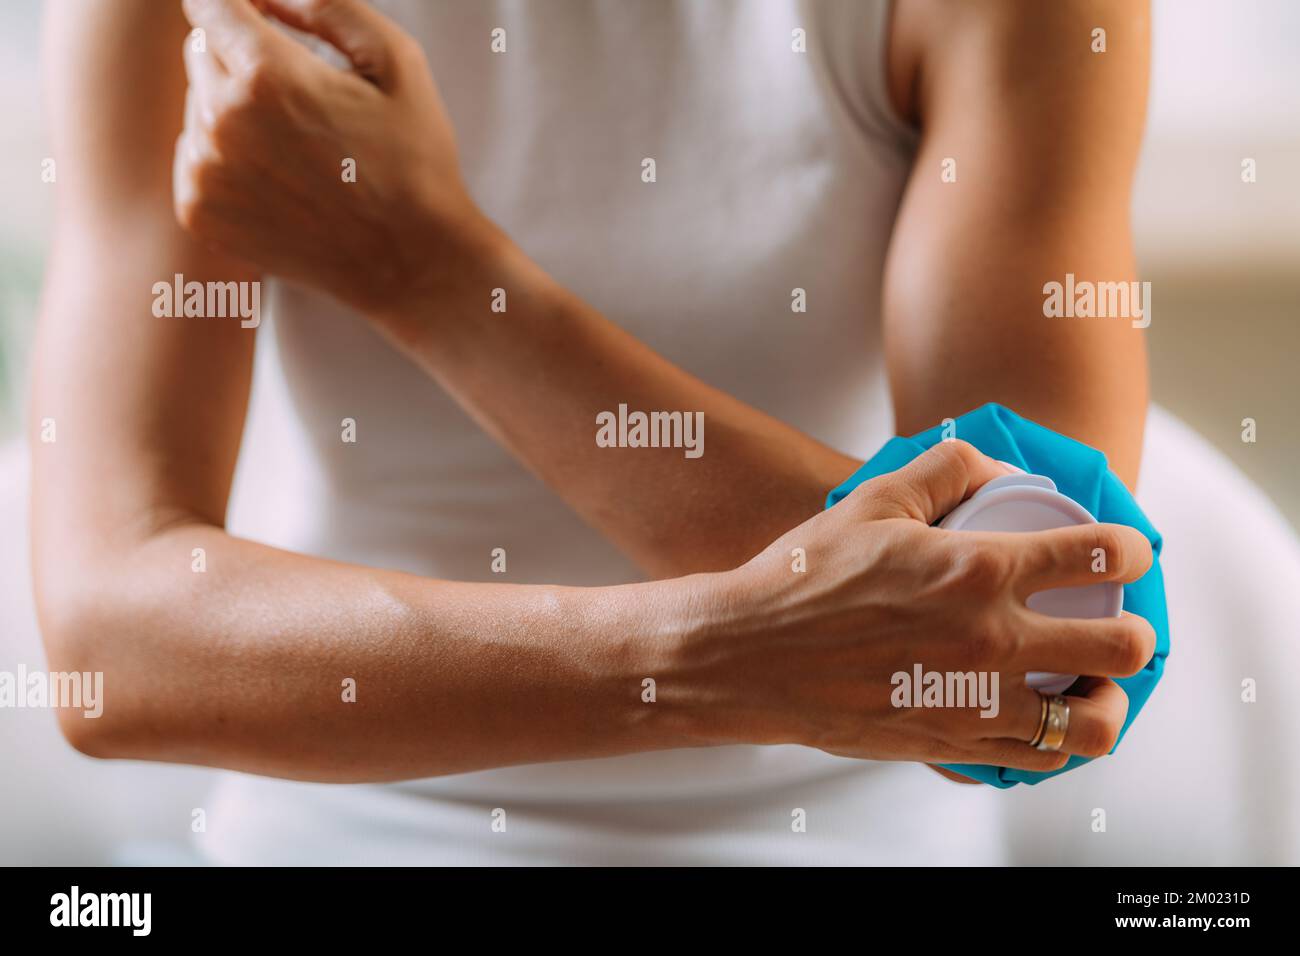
[1035,694,1070,752]
[1028,692,1050,747]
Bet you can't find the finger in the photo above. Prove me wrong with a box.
[851,440,1014,523]
[946,675,1079,749]
[173,91,224,231]
[1050,677,1130,758]
[931,677,1131,771]
[971,681,1053,743]
[953,739,1071,774]
[978,676,1129,757]
[182,32,231,129]
[1014,522,1154,595]
[256,0,409,88]
[183,0,284,73]
[928,765,982,784]
[919,674,1041,743]
[173,128,201,228]
[1014,610,1156,678]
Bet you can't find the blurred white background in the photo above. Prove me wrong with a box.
[1,1,1297,866]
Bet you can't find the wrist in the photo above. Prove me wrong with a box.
[367,202,530,347]
[642,568,798,751]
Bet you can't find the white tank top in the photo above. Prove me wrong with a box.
[215,0,968,862]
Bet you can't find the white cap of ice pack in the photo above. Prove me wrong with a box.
[938,472,1123,695]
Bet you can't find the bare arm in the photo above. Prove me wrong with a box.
[883,0,1150,487]
[30,0,700,782]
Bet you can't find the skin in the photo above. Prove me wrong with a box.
[31,0,1154,785]
[884,0,1150,478]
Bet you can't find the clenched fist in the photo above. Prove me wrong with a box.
[174,0,495,317]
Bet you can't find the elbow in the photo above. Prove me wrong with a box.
[54,696,115,760]
[39,614,126,761]
[33,574,146,762]
[31,515,225,765]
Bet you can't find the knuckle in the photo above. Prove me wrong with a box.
[174,191,204,233]
[944,438,986,474]
[946,541,1008,594]
[1077,717,1122,758]
[191,98,219,135]
[957,614,1005,666]
[393,29,426,64]
[924,439,970,475]
[924,439,959,463]
[934,438,972,460]
[232,53,277,105]
[849,475,900,516]
[862,473,899,504]
[843,478,877,508]
[838,484,871,518]
[997,625,1024,664]
[1009,535,1049,583]
[174,162,220,233]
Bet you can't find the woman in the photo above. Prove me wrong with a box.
[31,0,1155,864]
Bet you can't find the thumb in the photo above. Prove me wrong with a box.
[851,440,1014,524]
[254,0,411,89]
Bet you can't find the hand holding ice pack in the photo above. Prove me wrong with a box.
[826,403,1169,788]
[938,472,1124,696]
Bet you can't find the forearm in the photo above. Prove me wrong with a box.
[36,521,713,782]
[373,224,858,578]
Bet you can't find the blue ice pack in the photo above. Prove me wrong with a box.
[825,403,1169,787]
